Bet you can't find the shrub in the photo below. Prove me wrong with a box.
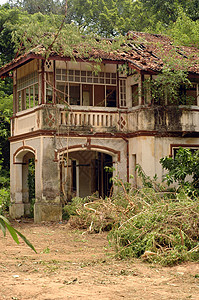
[0,187,10,214]
[63,165,199,266]
[108,190,199,265]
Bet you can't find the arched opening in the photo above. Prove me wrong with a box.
[14,149,36,217]
[60,150,113,201]
[27,157,35,217]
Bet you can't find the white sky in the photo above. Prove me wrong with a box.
[0,0,9,5]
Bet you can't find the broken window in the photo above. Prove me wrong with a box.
[94,85,105,106]
[106,86,116,107]
[170,83,198,106]
[184,83,198,105]
[69,84,80,105]
[131,84,139,106]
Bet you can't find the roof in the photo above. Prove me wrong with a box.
[0,31,199,77]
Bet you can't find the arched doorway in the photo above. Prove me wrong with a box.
[12,147,36,218]
[60,150,113,201]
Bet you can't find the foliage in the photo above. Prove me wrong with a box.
[9,0,65,15]
[63,165,199,266]
[160,147,199,196]
[0,214,37,252]
[169,11,199,48]
[28,159,35,217]
[108,190,199,266]
[65,0,199,36]
[143,66,194,106]
[66,0,150,37]
[63,196,120,232]
[0,5,21,64]
[0,187,10,214]
[139,0,199,25]
[0,79,12,186]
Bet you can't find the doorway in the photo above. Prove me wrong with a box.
[60,150,113,201]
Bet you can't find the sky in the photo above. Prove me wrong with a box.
[0,0,9,5]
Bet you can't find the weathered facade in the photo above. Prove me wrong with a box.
[0,32,199,222]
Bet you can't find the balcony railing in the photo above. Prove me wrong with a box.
[11,104,199,137]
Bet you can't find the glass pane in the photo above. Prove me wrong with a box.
[69,84,80,105]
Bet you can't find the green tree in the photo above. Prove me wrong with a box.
[139,0,199,25]
[0,79,12,188]
[8,0,65,15]
[169,11,199,48]
[160,147,199,195]
[0,4,21,64]
[65,0,153,37]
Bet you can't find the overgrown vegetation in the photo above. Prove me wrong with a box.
[108,189,199,266]
[63,158,199,266]
[160,147,199,196]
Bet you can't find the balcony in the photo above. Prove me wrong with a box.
[11,104,199,137]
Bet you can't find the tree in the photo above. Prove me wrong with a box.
[8,0,65,15]
[65,0,154,37]
[0,78,12,187]
[169,11,199,48]
[0,4,21,64]
[139,0,199,25]
[160,147,199,196]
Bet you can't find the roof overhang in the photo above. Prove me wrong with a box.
[0,53,43,77]
[0,52,131,78]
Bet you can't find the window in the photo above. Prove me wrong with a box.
[119,79,126,107]
[177,83,198,105]
[56,68,117,107]
[56,83,68,103]
[106,86,116,107]
[185,84,197,105]
[56,69,117,85]
[131,84,139,106]
[46,72,53,103]
[171,145,199,158]
[83,84,93,106]
[69,84,80,105]
[17,71,39,111]
[94,85,105,106]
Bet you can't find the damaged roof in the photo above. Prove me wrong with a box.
[0,31,199,76]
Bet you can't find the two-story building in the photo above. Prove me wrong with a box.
[0,31,199,222]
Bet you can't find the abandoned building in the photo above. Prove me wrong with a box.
[0,31,199,222]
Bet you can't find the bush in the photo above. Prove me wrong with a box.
[108,193,199,265]
[0,187,10,214]
[63,195,123,232]
[63,164,199,266]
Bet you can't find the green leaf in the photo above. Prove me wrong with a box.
[4,221,20,244]
[0,214,37,252]
[0,214,10,223]
[15,229,37,253]
[0,218,6,236]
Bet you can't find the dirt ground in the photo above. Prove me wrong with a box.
[0,220,199,300]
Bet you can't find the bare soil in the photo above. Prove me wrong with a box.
[0,220,199,300]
